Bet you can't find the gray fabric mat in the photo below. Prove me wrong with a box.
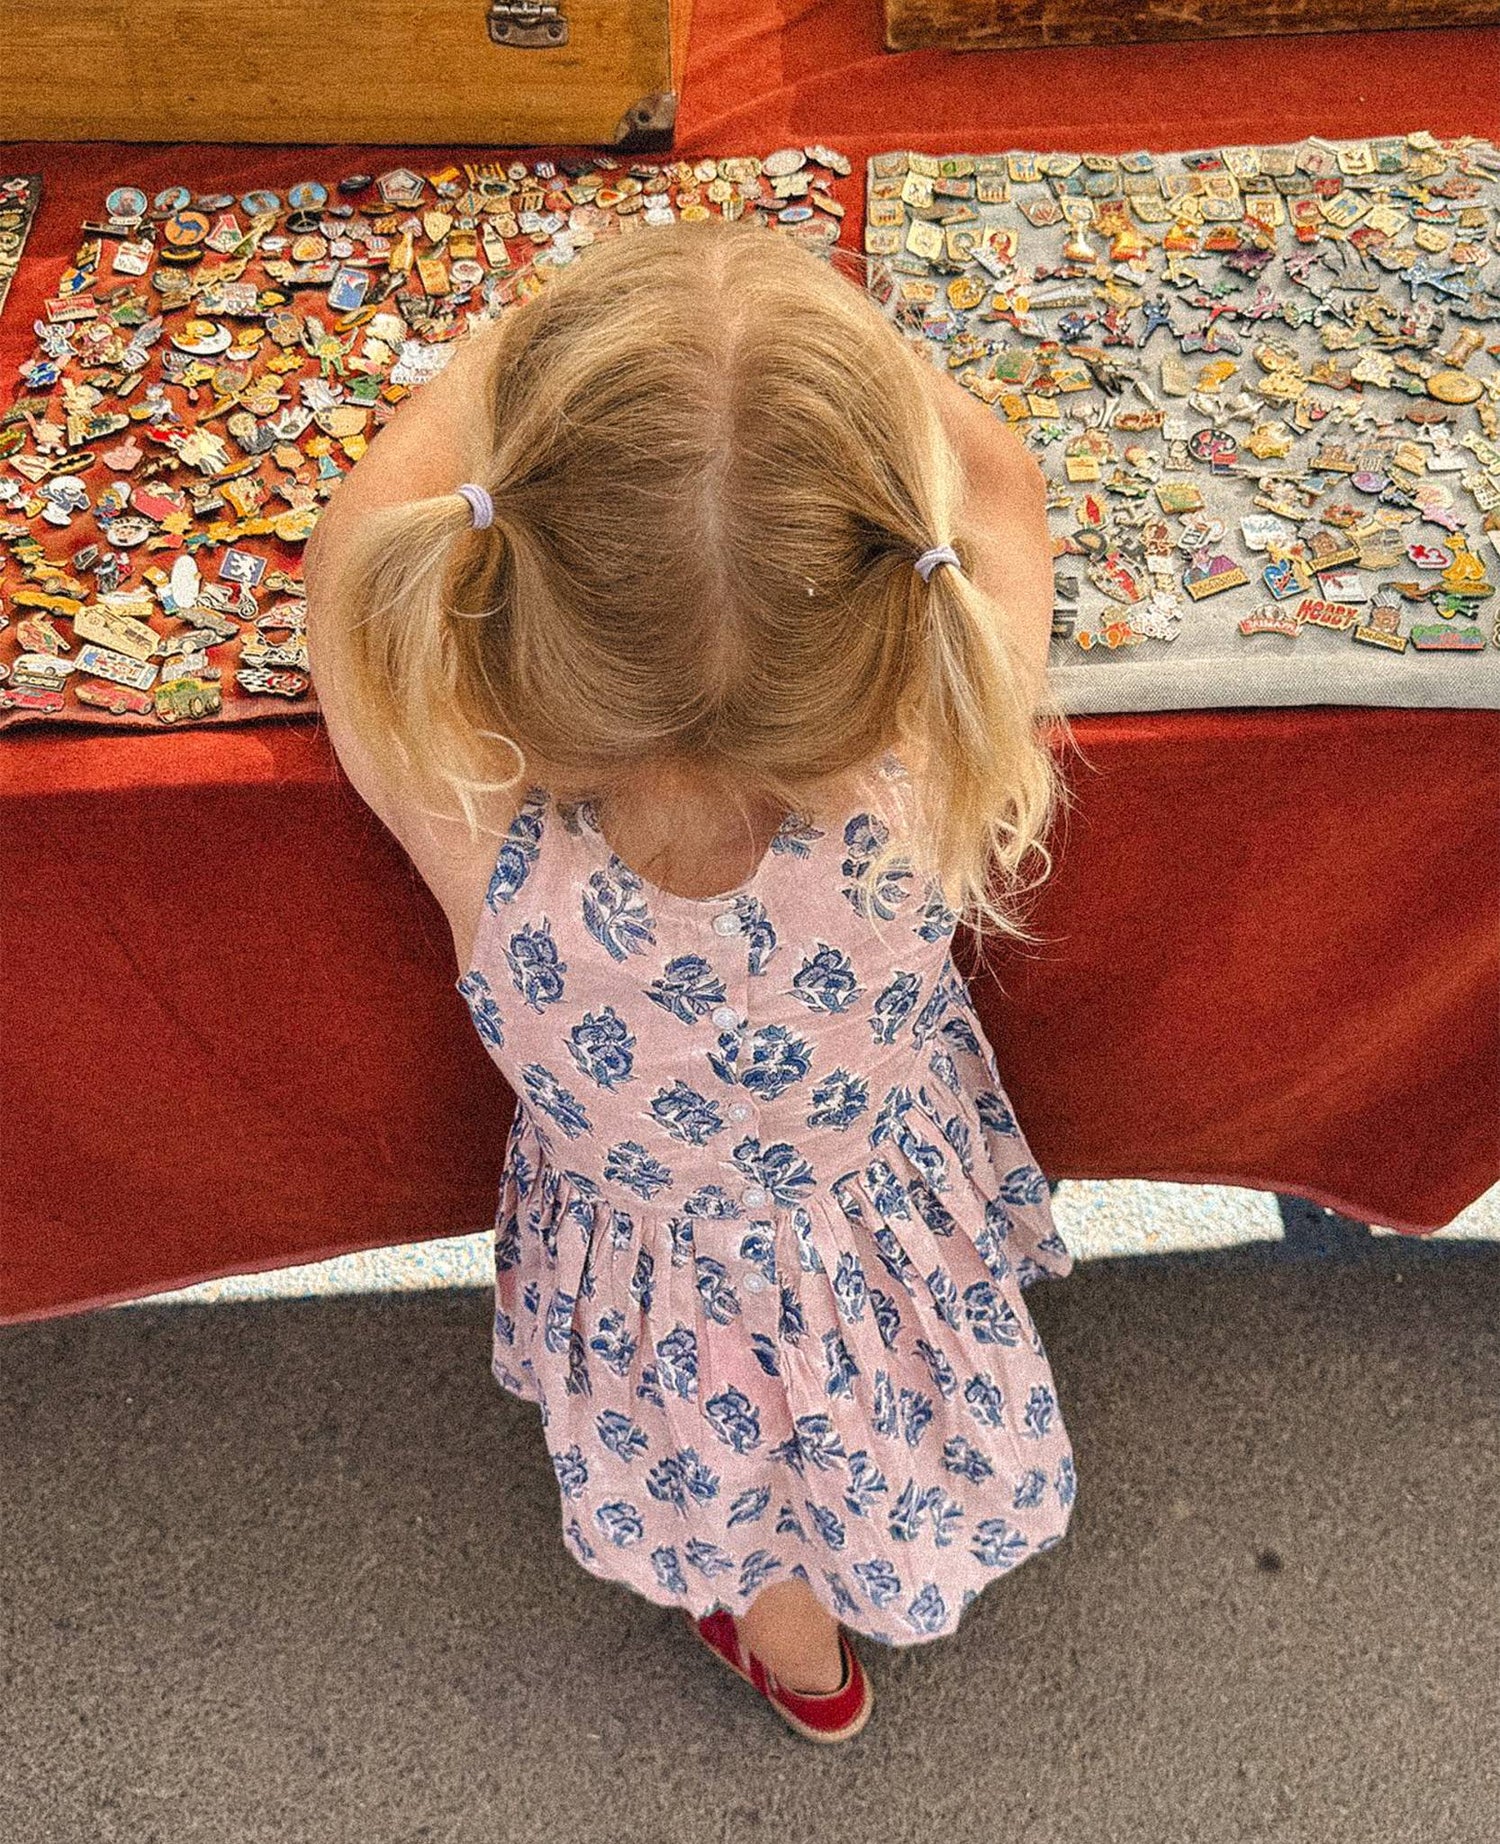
[869,135,1500,714]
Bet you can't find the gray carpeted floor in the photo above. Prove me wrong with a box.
[4,1241,1498,1844]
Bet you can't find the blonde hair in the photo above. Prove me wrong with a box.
[325,215,1086,949]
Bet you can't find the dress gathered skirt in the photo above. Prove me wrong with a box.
[456,766,1077,1646]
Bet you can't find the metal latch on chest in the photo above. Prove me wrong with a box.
[486,0,569,45]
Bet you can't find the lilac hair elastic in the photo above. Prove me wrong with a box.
[914,543,961,582]
[456,483,494,530]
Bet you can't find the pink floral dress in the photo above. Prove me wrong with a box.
[455,757,1076,1647]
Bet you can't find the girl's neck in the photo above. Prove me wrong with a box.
[592,774,791,902]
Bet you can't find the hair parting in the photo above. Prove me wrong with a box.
[323,216,1087,947]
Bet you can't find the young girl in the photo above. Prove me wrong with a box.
[304,215,1080,1745]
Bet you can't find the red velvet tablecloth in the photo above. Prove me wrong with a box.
[3,2,1499,1323]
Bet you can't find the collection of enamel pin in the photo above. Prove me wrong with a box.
[0,151,846,724]
[868,134,1500,659]
[3,132,1497,729]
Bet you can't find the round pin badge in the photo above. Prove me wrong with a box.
[240,189,282,217]
[170,319,233,356]
[288,181,329,212]
[196,194,237,211]
[762,148,806,178]
[286,211,323,236]
[105,186,149,221]
[162,209,212,249]
[152,186,192,216]
[1427,369,1483,405]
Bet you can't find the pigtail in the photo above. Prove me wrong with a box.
[861,542,1075,953]
[322,487,528,837]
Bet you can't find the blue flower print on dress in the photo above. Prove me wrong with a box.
[914,1337,959,1400]
[739,1550,785,1598]
[806,1500,847,1551]
[695,1257,741,1326]
[732,897,778,975]
[521,1063,591,1139]
[1022,1383,1058,1439]
[843,1452,890,1518]
[769,815,825,859]
[652,1547,689,1595]
[644,954,726,1025]
[1011,1466,1047,1510]
[589,1310,640,1379]
[791,1413,850,1474]
[944,1436,996,1485]
[728,1485,772,1527]
[970,1519,1029,1571]
[870,970,922,1045]
[915,888,960,942]
[456,970,504,1049]
[730,1137,815,1205]
[648,1081,725,1146]
[647,1448,721,1514]
[974,1087,1020,1137]
[567,1007,637,1089]
[776,1501,808,1542]
[603,1141,673,1199]
[852,1557,903,1608]
[705,1387,763,1454]
[735,1024,813,1100]
[684,1539,736,1581]
[963,1373,1008,1430]
[749,1333,781,1379]
[596,1501,646,1547]
[654,1325,698,1400]
[999,1162,1051,1208]
[805,1068,869,1130]
[597,1409,650,1461]
[505,919,568,1012]
[582,861,656,962]
[553,1445,589,1499]
[486,790,546,906]
[459,779,1074,1649]
[738,1227,777,1286]
[907,1583,950,1635]
[830,1251,869,1324]
[823,1329,860,1399]
[841,814,913,921]
[964,1279,1025,1347]
[789,943,863,1014]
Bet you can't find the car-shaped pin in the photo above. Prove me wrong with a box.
[154,674,223,722]
[74,677,157,716]
[0,683,66,713]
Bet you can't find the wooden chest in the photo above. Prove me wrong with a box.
[4,0,693,148]
[885,0,1500,50]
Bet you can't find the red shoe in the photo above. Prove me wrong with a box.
[685,1607,874,1743]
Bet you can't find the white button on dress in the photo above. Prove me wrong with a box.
[743,1186,769,1208]
[711,912,740,936]
[712,1006,738,1028]
[727,1102,751,1121]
